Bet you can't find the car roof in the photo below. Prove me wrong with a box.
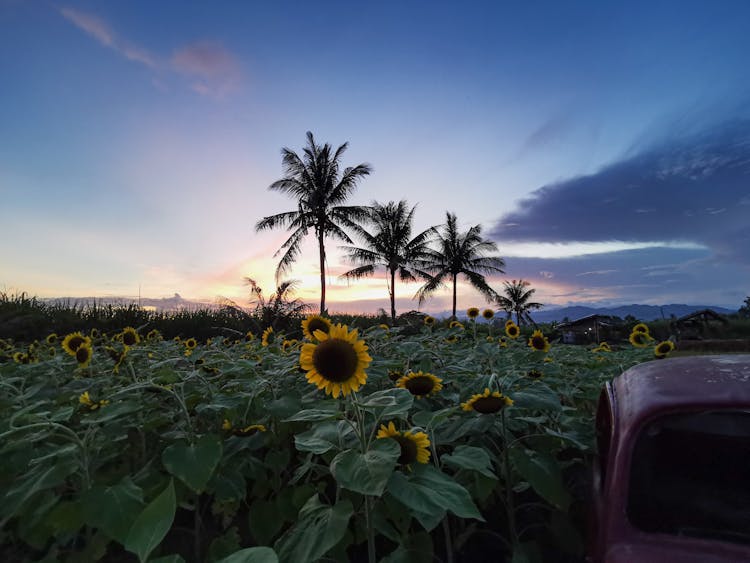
[611,355,750,429]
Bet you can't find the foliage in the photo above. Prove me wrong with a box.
[0,315,663,562]
[415,212,505,318]
[255,131,372,314]
[341,200,436,323]
[245,278,310,331]
[495,280,544,326]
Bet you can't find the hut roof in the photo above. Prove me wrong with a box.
[672,308,729,326]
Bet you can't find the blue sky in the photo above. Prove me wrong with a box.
[1,0,749,312]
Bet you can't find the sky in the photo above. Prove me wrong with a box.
[1,0,749,313]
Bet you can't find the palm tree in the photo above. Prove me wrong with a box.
[340,200,436,323]
[255,132,372,314]
[496,279,543,325]
[415,212,505,318]
[245,277,310,330]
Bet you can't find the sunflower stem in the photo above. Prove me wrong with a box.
[501,408,518,549]
[365,495,376,563]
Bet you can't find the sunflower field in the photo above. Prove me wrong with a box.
[0,316,666,563]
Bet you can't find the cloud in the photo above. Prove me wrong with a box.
[60,7,157,68]
[171,41,241,98]
[516,115,571,157]
[60,8,241,98]
[491,119,750,265]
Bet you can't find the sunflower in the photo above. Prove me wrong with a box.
[388,369,403,382]
[282,339,299,351]
[90,328,100,339]
[449,320,464,329]
[184,337,198,350]
[445,335,458,344]
[79,391,109,411]
[46,333,58,345]
[527,369,543,379]
[505,323,520,339]
[146,329,161,341]
[505,319,515,327]
[13,352,28,364]
[423,315,435,326]
[528,330,550,352]
[654,340,675,358]
[122,327,140,347]
[376,422,431,465]
[301,315,332,341]
[632,323,650,334]
[467,307,480,319]
[232,424,267,437]
[75,344,93,368]
[482,309,495,320]
[486,336,495,343]
[629,331,652,348]
[498,337,508,348]
[396,371,443,398]
[261,327,275,347]
[244,331,255,342]
[299,324,371,398]
[462,388,514,413]
[593,342,611,353]
[62,332,91,357]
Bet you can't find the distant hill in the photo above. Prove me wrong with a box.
[529,304,736,324]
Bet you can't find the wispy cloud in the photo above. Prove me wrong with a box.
[171,41,241,99]
[60,7,157,68]
[59,7,241,98]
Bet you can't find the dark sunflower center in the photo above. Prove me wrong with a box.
[76,347,90,363]
[394,436,418,464]
[388,370,403,382]
[123,332,137,346]
[312,338,359,383]
[308,318,330,334]
[633,333,647,345]
[68,336,85,351]
[527,370,543,379]
[531,336,546,350]
[483,311,493,319]
[472,396,505,414]
[468,310,478,318]
[656,343,671,354]
[404,376,435,396]
[508,327,519,336]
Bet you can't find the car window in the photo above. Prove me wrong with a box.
[627,410,750,544]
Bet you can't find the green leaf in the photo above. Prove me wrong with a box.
[283,408,338,422]
[509,447,571,510]
[442,445,496,479]
[151,556,186,563]
[386,465,483,531]
[511,383,561,411]
[249,499,283,545]
[215,547,278,563]
[293,421,349,454]
[330,440,400,496]
[208,527,242,562]
[208,466,247,502]
[82,476,144,544]
[124,479,176,563]
[162,434,223,492]
[381,531,434,563]
[1,457,78,521]
[274,496,353,563]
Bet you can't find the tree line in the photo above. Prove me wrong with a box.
[255,132,542,322]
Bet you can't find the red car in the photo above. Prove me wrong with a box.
[590,355,750,562]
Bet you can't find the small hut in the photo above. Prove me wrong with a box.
[670,309,729,340]
[557,314,619,344]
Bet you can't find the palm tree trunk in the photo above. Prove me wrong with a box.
[390,268,396,323]
[318,231,326,314]
[451,273,457,319]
